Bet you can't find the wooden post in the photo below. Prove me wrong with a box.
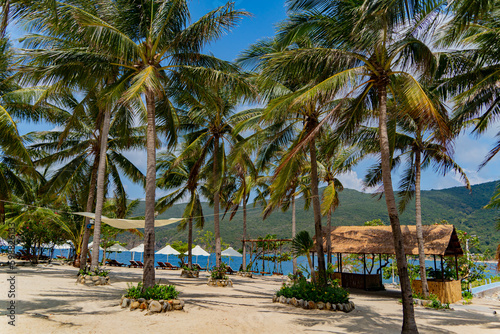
[339,253,342,273]
[454,254,459,280]
[441,255,445,282]
[379,254,383,288]
[337,253,340,272]
[363,254,367,290]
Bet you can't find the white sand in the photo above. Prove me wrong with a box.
[1,262,499,334]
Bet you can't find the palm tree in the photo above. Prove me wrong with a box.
[174,82,253,267]
[156,151,205,269]
[258,1,451,329]
[291,230,315,282]
[20,0,248,287]
[317,130,362,264]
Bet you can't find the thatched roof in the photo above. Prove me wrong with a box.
[315,225,463,256]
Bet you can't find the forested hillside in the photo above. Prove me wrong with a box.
[120,181,500,253]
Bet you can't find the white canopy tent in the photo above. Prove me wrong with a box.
[156,245,180,263]
[191,245,210,264]
[221,247,242,266]
[108,243,128,260]
[129,243,144,261]
[74,212,182,229]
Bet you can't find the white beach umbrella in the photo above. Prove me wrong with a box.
[55,242,73,258]
[221,247,242,266]
[0,238,8,246]
[88,241,104,251]
[191,245,210,264]
[129,243,144,261]
[108,243,128,260]
[156,245,180,263]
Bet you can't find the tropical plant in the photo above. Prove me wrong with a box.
[291,230,316,283]
[125,282,179,300]
[276,277,349,304]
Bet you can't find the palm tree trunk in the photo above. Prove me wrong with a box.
[327,209,332,265]
[309,135,327,286]
[79,155,99,270]
[242,189,247,271]
[143,89,157,288]
[415,148,429,297]
[91,107,112,270]
[213,136,222,267]
[1,0,10,38]
[378,82,418,333]
[188,216,193,269]
[292,195,297,275]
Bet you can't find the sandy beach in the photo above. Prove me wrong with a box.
[1,262,499,334]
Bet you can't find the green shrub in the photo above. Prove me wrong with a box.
[210,263,227,280]
[78,266,110,277]
[275,278,349,304]
[125,282,179,300]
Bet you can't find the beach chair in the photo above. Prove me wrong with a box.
[56,255,67,260]
[164,262,179,270]
[136,261,145,268]
[193,263,206,271]
[226,266,236,275]
[128,260,139,268]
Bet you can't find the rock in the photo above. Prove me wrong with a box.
[272,295,277,303]
[325,302,332,310]
[350,301,355,309]
[91,276,99,282]
[343,303,351,312]
[130,301,140,310]
[291,297,298,306]
[121,298,130,308]
[172,299,181,306]
[317,302,325,310]
[159,300,164,305]
[139,302,148,310]
[162,302,173,312]
[308,301,316,309]
[149,301,162,313]
[138,298,146,303]
[180,300,185,309]
[302,301,309,309]
[286,298,291,304]
[298,299,304,308]
[337,304,343,311]
[331,303,336,311]
[279,296,286,304]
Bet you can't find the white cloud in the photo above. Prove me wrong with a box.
[337,171,367,193]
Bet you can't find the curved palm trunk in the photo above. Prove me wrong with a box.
[143,89,157,288]
[327,209,332,265]
[1,0,10,38]
[292,195,297,274]
[415,149,429,297]
[309,135,327,286]
[242,190,247,271]
[91,107,112,269]
[213,136,222,267]
[378,83,418,333]
[79,155,99,270]
[187,216,193,269]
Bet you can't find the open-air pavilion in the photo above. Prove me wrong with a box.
[313,225,464,303]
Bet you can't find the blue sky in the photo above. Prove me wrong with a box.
[11,1,500,199]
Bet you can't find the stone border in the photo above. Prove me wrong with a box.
[272,294,354,312]
[120,296,184,314]
[207,277,233,287]
[180,269,199,278]
[236,272,253,278]
[76,275,110,286]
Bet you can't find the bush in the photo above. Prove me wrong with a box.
[210,263,227,280]
[79,266,109,277]
[125,282,179,300]
[276,278,349,304]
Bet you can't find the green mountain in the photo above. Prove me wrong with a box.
[119,180,500,254]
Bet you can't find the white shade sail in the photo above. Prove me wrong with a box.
[129,244,144,253]
[54,243,72,250]
[191,245,210,257]
[74,212,182,229]
[221,247,242,257]
[156,245,180,255]
[108,243,128,252]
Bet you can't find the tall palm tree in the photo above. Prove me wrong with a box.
[20,0,248,287]
[317,131,362,264]
[174,83,252,267]
[257,1,451,330]
[156,151,205,269]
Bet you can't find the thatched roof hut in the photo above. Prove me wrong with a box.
[315,225,463,256]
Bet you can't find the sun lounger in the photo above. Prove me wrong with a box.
[107,259,125,267]
[192,263,205,271]
[129,260,139,268]
[164,262,179,270]
[226,266,236,275]
[136,261,144,268]
[56,255,67,259]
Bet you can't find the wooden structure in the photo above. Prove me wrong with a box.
[314,225,464,302]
